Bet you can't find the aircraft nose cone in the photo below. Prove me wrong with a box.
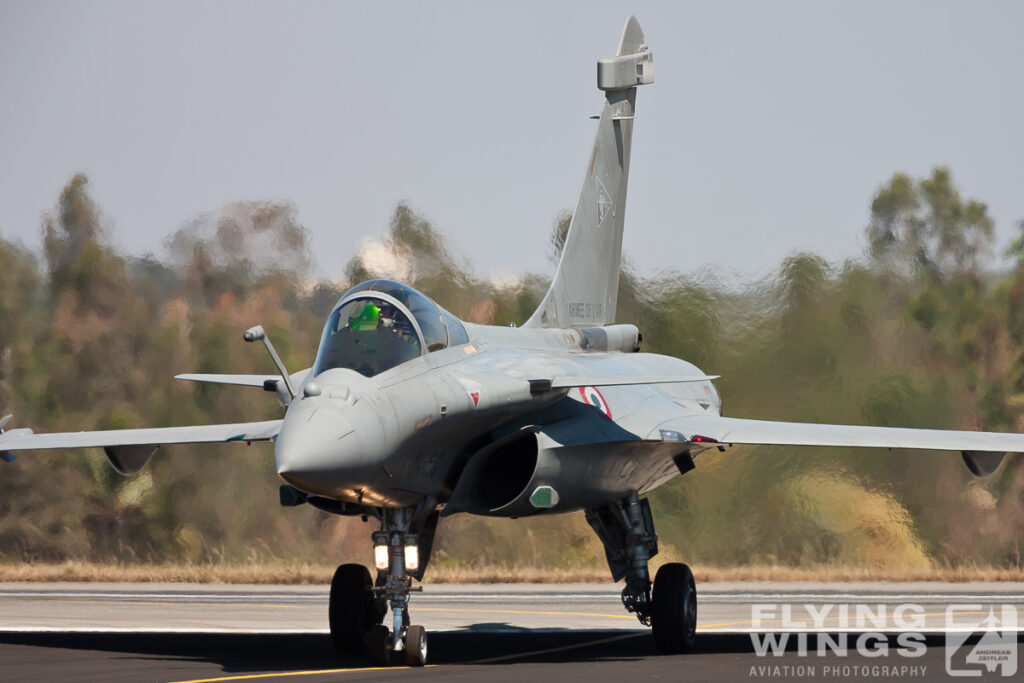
[275,404,359,497]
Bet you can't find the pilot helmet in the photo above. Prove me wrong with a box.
[350,302,380,331]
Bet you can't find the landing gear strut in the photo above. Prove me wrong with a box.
[586,492,697,653]
[372,507,428,666]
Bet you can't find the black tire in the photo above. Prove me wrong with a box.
[368,623,390,667]
[651,562,697,653]
[405,624,428,667]
[329,563,373,654]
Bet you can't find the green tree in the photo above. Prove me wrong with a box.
[867,167,994,281]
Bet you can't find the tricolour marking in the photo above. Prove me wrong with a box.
[578,386,612,419]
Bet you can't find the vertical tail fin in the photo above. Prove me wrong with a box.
[524,16,653,329]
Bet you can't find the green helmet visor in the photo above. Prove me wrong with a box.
[350,303,380,331]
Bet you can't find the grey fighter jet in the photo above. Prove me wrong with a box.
[1,15,1020,667]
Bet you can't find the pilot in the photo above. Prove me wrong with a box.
[376,302,420,368]
[377,302,396,328]
[338,300,419,373]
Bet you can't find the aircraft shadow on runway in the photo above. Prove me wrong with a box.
[0,630,1019,673]
[0,629,689,672]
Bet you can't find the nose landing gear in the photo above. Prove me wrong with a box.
[327,506,431,667]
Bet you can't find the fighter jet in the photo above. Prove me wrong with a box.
[1,15,1020,667]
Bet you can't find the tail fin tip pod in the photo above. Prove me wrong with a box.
[524,16,653,329]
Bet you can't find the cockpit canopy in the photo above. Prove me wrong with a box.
[312,280,470,378]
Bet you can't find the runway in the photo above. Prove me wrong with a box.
[1,582,1021,681]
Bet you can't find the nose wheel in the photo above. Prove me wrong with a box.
[328,564,377,654]
[365,622,428,667]
[404,624,428,666]
[368,624,390,666]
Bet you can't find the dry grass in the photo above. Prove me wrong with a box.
[0,560,334,585]
[686,565,1024,583]
[1,560,1022,584]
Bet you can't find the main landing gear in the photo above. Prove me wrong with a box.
[586,492,697,653]
[328,507,433,667]
[329,493,694,662]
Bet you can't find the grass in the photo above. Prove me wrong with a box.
[1,560,1022,584]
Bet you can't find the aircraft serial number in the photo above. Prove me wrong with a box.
[568,301,603,320]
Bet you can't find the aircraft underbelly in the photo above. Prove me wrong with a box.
[277,348,716,508]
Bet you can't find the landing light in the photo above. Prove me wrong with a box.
[372,531,389,570]
[374,545,389,570]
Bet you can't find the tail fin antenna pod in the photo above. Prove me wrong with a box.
[524,16,653,329]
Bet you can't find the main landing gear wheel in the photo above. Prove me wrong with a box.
[368,624,390,667]
[329,564,373,654]
[405,624,428,667]
[651,562,698,653]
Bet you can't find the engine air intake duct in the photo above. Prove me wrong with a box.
[449,426,690,517]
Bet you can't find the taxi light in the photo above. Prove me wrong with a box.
[404,535,419,571]
[374,543,389,570]
[404,545,419,571]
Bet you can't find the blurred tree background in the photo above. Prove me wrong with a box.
[1,168,1022,576]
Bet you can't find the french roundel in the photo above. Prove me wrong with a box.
[579,386,612,420]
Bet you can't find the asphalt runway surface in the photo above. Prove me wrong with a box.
[1,582,1022,682]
